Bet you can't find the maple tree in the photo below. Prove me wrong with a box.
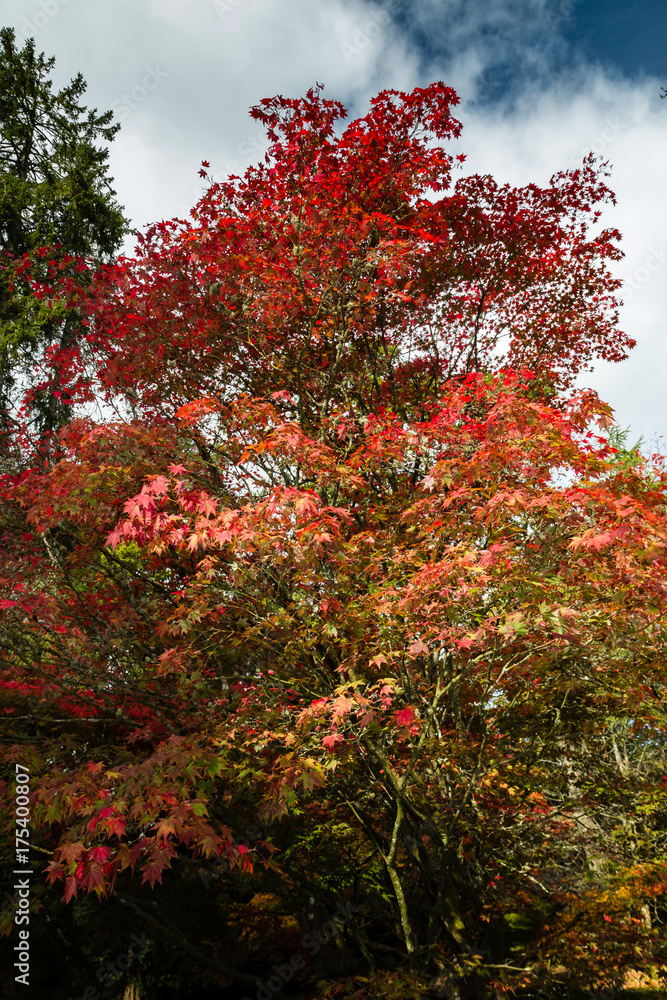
[1,82,666,999]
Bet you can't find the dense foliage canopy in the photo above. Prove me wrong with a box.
[0,81,665,1000]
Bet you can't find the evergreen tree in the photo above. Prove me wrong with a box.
[0,26,128,451]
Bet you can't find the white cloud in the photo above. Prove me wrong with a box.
[7,0,420,236]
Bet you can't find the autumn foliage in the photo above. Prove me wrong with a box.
[1,83,666,999]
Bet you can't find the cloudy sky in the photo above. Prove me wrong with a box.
[5,0,666,445]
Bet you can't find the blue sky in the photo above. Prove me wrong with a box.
[405,0,666,98]
[563,0,666,78]
[4,0,667,445]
